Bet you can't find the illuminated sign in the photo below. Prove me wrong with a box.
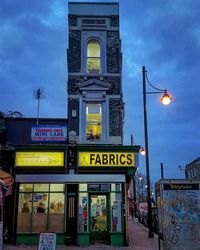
[31,126,67,142]
[15,152,64,167]
[79,152,135,167]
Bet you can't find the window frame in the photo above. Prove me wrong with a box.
[87,39,101,73]
[82,35,105,74]
[79,96,109,144]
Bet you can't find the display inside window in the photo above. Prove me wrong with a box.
[87,40,100,73]
[111,193,122,232]
[90,195,107,231]
[78,193,88,232]
[86,103,102,141]
[17,183,65,233]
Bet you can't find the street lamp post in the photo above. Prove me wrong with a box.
[142,66,172,238]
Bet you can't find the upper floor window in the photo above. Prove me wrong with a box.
[87,40,100,73]
[86,103,102,141]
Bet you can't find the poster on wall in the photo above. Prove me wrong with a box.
[31,126,67,142]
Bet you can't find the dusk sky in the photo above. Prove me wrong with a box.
[1,0,200,182]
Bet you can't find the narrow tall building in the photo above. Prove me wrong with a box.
[67,2,124,144]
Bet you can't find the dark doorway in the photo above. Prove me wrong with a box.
[65,184,78,245]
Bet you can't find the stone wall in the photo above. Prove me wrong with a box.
[109,99,122,136]
[106,31,120,73]
[68,98,79,135]
[67,30,81,73]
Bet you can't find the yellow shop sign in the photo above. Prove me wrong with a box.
[79,152,135,167]
[15,152,64,167]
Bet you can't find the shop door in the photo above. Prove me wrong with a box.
[90,194,109,243]
[65,184,78,245]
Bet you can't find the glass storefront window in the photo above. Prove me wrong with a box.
[17,183,65,233]
[79,184,87,192]
[111,184,121,192]
[49,193,65,232]
[17,193,32,232]
[19,184,33,192]
[32,193,48,232]
[50,184,64,192]
[111,193,122,232]
[34,184,49,192]
[49,193,64,213]
[78,193,88,232]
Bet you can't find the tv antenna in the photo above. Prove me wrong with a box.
[34,87,44,125]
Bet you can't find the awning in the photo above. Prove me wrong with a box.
[0,170,13,186]
[0,170,14,205]
[16,174,126,183]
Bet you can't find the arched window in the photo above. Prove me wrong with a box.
[87,40,100,73]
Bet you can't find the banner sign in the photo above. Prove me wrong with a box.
[78,152,135,167]
[15,152,64,167]
[31,126,67,142]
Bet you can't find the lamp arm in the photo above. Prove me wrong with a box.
[145,71,166,92]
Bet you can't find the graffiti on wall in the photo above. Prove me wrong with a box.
[162,189,200,250]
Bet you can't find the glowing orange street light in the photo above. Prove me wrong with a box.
[160,90,172,105]
[140,147,146,155]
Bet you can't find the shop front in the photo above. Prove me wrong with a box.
[15,175,126,246]
[14,145,139,246]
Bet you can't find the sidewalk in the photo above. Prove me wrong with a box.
[3,218,158,250]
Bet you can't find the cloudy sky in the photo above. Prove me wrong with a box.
[1,0,200,182]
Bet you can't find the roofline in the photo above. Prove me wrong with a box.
[68,2,119,6]
[186,156,200,167]
[4,117,67,121]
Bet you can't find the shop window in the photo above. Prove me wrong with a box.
[78,193,88,232]
[17,183,65,233]
[79,184,87,191]
[19,183,33,192]
[111,193,122,232]
[50,184,64,192]
[32,193,48,232]
[87,40,100,73]
[49,193,65,232]
[34,183,49,192]
[17,193,32,232]
[86,103,102,141]
[111,184,122,192]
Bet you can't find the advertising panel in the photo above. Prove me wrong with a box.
[78,152,135,167]
[15,152,64,167]
[31,126,67,142]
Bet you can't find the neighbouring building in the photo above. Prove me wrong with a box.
[185,156,200,179]
[3,2,140,247]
